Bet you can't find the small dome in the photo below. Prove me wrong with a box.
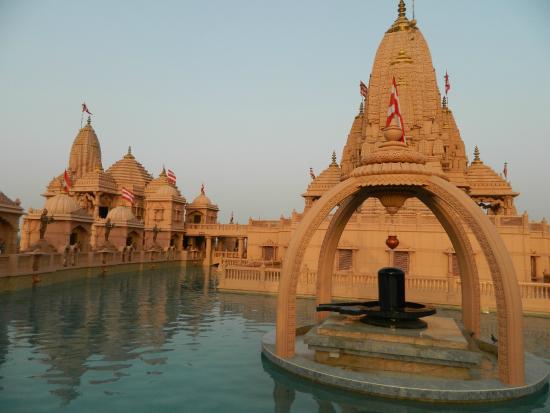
[107,206,136,222]
[155,185,180,197]
[107,148,153,194]
[44,194,81,215]
[191,193,213,206]
[303,152,342,198]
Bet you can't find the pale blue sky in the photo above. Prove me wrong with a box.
[1,0,549,222]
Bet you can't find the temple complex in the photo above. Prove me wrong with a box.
[1,0,550,312]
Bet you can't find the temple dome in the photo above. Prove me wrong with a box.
[466,148,517,197]
[191,193,213,207]
[156,185,180,197]
[44,194,81,215]
[106,147,153,195]
[303,152,342,198]
[68,117,103,179]
[107,205,136,223]
[189,186,218,211]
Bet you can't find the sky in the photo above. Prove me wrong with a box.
[1,0,549,223]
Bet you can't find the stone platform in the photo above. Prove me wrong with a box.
[261,321,549,402]
[304,315,482,379]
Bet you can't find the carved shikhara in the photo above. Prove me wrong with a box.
[276,172,525,386]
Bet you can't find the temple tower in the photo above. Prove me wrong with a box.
[68,117,103,179]
[341,0,468,188]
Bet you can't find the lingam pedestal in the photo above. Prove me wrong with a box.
[309,267,480,379]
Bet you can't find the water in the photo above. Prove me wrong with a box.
[0,264,548,413]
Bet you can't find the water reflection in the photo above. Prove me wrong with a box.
[0,265,211,405]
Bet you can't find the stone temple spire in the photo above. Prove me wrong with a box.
[68,116,103,179]
[388,0,410,32]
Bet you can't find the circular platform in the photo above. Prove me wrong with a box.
[261,329,549,403]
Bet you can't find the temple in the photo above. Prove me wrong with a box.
[1,0,549,313]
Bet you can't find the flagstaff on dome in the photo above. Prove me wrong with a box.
[167,169,177,185]
[385,76,406,143]
[63,170,72,192]
[359,81,368,99]
[81,102,93,128]
[121,187,135,205]
[445,71,451,96]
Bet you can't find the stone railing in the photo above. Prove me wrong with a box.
[221,257,281,267]
[213,251,239,259]
[217,265,550,314]
[184,223,248,236]
[0,249,202,278]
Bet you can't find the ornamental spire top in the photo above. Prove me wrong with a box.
[398,0,406,19]
[473,146,480,162]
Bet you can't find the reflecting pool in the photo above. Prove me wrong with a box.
[0,265,548,412]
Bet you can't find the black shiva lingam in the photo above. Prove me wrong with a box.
[317,267,436,329]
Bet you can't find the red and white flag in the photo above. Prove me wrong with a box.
[359,81,368,99]
[121,187,135,205]
[444,71,451,95]
[63,170,72,192]
[82,103,92,115]
[385,77,405,143]
[167,169,176,184]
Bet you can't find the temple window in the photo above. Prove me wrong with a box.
[393,251,410,274]
[154,209,164,221]
[531,256,537,281]
[99,206,109,218]
[451,254,460,277]
[262,246,276,261]
[193,214,202,224]
[337,249,353,271]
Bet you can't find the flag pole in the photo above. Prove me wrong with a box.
[80,107,83,128]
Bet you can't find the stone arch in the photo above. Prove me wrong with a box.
[315,186,481,338]
[126,230,141,250]
[276,174,524,386]
[69,225,90,252]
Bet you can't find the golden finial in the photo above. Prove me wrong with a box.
[473,146,480,162]
[87,116,91,125]
[331,151,338,166]
[398,0,406,19]
[359,101,364,115]
[160,165,166,177]
[128,146,132,155]
[442,96,447,108]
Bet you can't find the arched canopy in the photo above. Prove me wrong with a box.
[275,172,524,386]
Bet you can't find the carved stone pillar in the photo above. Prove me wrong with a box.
[205,236,212,266]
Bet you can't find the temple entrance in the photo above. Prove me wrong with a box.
[69,225,90,252]
[126,231,141,250]
[0,217,14,254]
